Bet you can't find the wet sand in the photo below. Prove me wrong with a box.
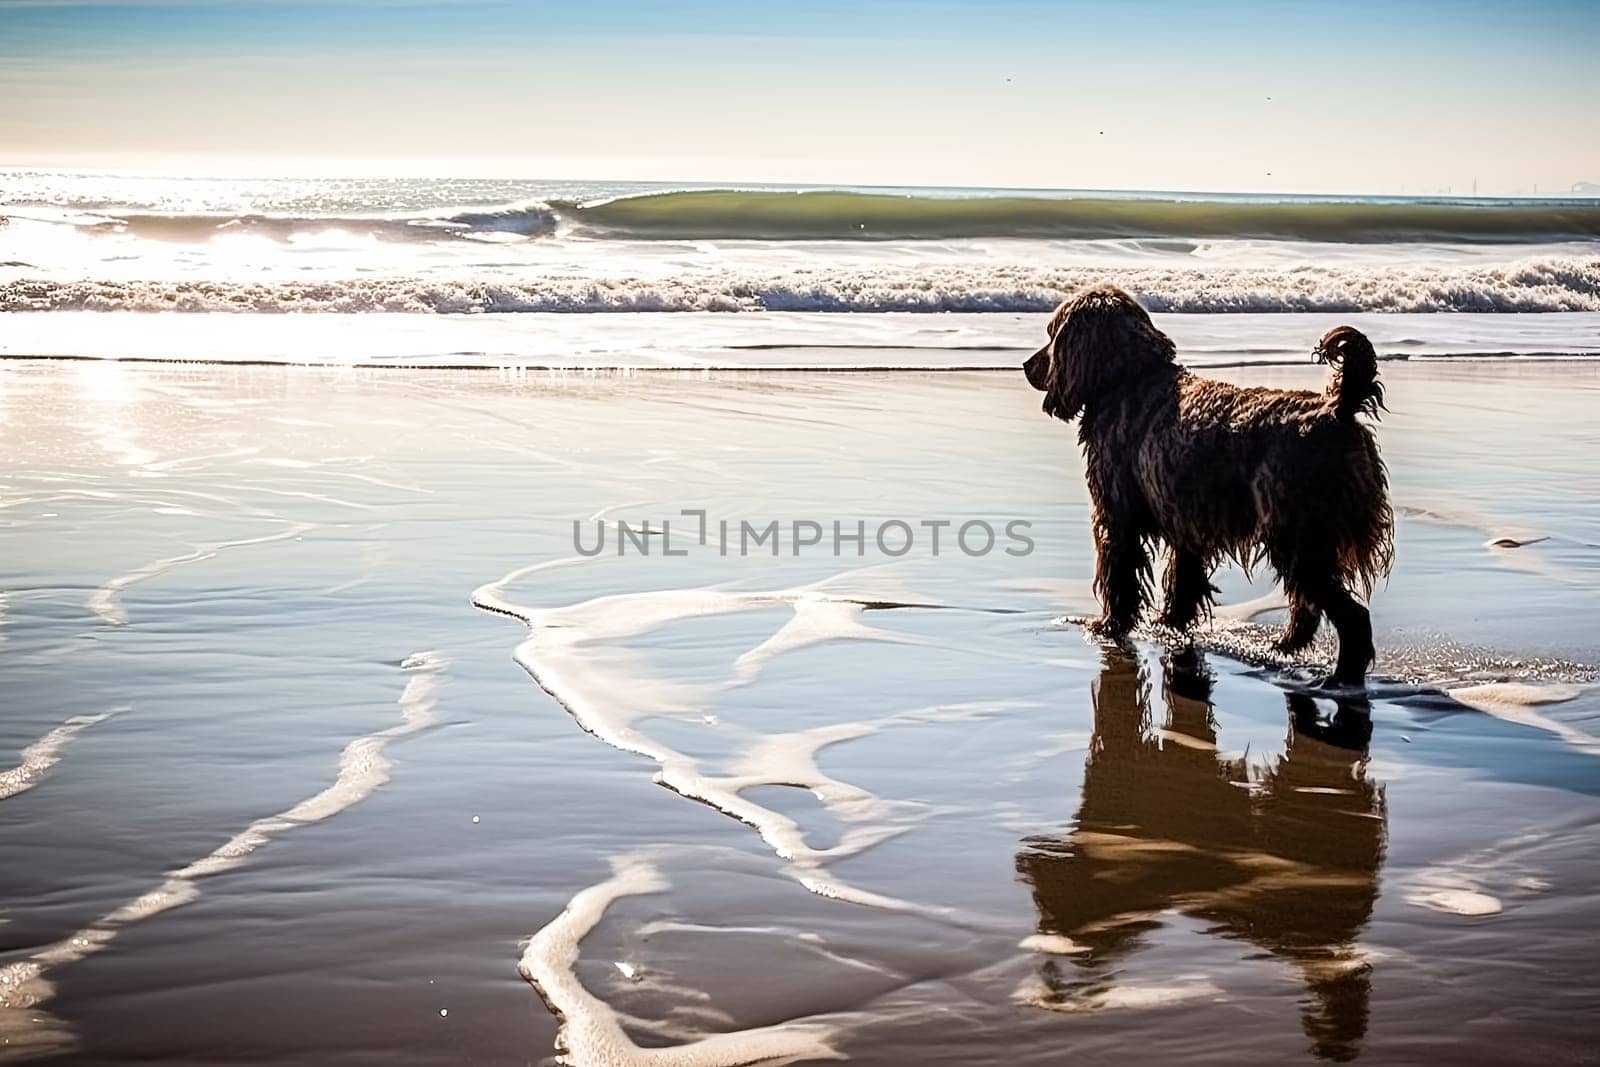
[1,359,1598,1064]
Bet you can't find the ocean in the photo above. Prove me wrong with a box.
[2,171,1598,368]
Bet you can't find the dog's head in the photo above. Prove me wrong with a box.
[1312,325,1374,366]
[1023,285,1176,421]
[1313,324,1386,419]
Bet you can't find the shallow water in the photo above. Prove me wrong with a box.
[4,309,1600,368]
[1,359,1597,1064]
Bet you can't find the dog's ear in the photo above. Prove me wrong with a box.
[1026,300,1071,395]
[1046,287,1174,420]
[1040,320,1080,420]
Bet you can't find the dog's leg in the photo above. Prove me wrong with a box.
[1157,551,1215,632]
[1270,538,1328,655]
[1274,588,1323,653]
[1320,584,1375,686]
[1289,579,1373,685]
[1090,526,1151,639]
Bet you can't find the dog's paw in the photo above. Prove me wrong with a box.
[1315,673,1369,695]
[1084,616,1133,642]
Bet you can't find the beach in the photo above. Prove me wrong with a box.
[2,354,1597,1064]
[6,0,1599,1053]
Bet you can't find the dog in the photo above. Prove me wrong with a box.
[1023,285,1392,685]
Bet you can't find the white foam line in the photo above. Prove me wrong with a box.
[631,919,903,985]
[88,521,312,625]
[1445,682,1598,754]
[470,558,583,620]
[0,712,118,802]
[1403,886,1504,917]
[1015,975,1225,1014]
[1402,828,1554,918]
[469,501,652,619]
[1400,502,1544,546]
[178,651,444,878]
[1018,934,1091,956]
[730,595,902,686]
[0,653,445,1055]
[518,852,840,1067]
[1399,501,1582,585]
[475,574,941,908]
[666,721,922,911]
[523,597,911,903]
[480,561,1053,923]
[753,700,1041,908]
[475,550,1074,1022]
[14,257,1599,314]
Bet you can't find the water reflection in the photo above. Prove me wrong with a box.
[1018,650,1387,1061]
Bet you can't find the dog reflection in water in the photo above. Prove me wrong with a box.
[1017,650,1385,1061]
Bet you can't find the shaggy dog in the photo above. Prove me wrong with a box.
[1023,285,1392,685]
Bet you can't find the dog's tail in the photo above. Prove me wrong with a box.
[1316,326,1385,420]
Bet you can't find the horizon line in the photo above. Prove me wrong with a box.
[3,161,1596,202]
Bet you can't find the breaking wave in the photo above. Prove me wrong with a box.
[560,190,1600,243]
[5,257,1597,313]
[67,202,562,243]
[14,189,1600,246]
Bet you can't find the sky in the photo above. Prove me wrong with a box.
[2,0,1597,194]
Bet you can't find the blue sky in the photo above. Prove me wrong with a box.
[3,0,1596,192]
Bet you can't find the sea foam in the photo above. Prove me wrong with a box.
[5,256,1598,314]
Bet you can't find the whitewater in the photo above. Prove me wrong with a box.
[2,171,1597,363]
